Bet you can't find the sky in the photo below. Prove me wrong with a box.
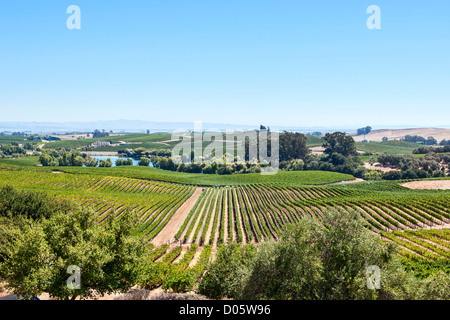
[0,1,449,128]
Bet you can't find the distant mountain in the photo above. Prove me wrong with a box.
[0,120,356,134]
[1,120,448,136]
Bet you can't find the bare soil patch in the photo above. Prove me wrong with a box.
[310,146,325,155]
[401,180,450,190]
[351,128,450,142]
[364,162,400,173]
[152,187,204,246]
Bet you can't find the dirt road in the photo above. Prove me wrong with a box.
[151,187,204,246]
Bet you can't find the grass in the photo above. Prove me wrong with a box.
[355,141,422,155]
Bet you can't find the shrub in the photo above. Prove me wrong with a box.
[138,157,150,166]
[382,171,402,180]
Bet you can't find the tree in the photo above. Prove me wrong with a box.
[322,132,356,157]
[0,195,146,300]
[198,210,446,300]
[138,157,150,166]
[92,129,109,139]
[84,156,99,167]
[426,136,437,146]
[133,147,146,159]
[382,137,388,142]
[357,126,372,136]
[0,186,71,221]
[279,131,309,161]
[98,158,112,167]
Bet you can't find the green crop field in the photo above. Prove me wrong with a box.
[42,133,174,150]
[306,135,324,147]
[0,136,30,144]
[46,166,354,186]
[1,158,449,288]
[355,140,423,155]
[0,156,41,167]
[0,166,195,243]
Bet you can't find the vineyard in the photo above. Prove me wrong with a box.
[1,163,449,289]
[0,167,195,242]
[174,183,450,246]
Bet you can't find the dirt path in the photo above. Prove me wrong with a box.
[151,187,203,246]
[422,223,450,230]
[204,191,218,246]
[326,178,365,186]
[223,191,229,242]
[212,191,224,249]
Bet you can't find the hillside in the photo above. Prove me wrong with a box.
[351,128,450,142]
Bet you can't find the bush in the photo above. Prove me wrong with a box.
[402,169,419,179]
[353,167,367,179]
[197,244,256,299]
[382,171,402,180]
[363,170,382,181]
[0,186,71,221]
[0,190,146,300]
[98,158,112,167]
[138,157,150,166]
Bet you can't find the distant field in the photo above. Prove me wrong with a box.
[18,165,353,187]
[355,140,422,155]
[0,156,40,167]
[306,135,324,147]
[0,136,29,144]
[42,133,174,150]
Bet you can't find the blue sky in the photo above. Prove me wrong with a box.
[0,1,449,128]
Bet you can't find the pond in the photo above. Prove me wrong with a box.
[88,156,154,167]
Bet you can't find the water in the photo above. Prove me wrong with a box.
[88,156,154,167]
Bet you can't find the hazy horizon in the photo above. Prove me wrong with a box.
[1,119,449,134]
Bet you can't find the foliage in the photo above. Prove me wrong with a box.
[197,243,256,299]
[138,157,150,166]
[0,196,146,300]
[0,185,71,221]
[279,131,309,161]
[322,132,356,157]
[356,126,372,136]
[199,210,450,300]
[92,129,110,139]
